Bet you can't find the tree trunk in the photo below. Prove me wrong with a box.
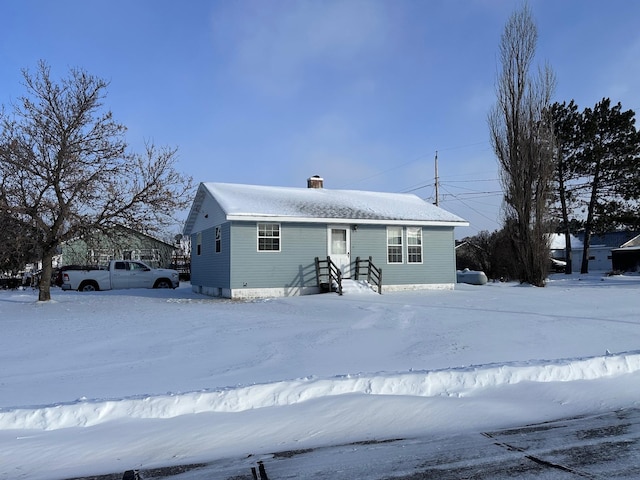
[581,162,601,274]
[38,249,54,302]
[557,154,573,274]
[564,232,573,274]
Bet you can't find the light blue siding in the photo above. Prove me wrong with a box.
[190,223,231,289]
[192,220,456,297]
[230,222,326,290]
[350,225,456,285]
[423,228,456,284]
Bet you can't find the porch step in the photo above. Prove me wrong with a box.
[340,279,378,295]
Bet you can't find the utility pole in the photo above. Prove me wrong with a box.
[434,151,440,207]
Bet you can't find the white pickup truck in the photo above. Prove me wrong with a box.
[61,260,180,292]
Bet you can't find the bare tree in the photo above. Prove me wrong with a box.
[0,61,193,301]
[488,4,555,286]
[0,208,40,275]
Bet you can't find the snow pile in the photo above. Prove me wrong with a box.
[340,279,378,294]
[2,351,638,432]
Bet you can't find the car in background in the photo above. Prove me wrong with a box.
[550,258,567,273]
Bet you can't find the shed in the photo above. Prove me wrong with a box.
[612,234,640,272]
[551,231,640,272]
[183,177,468,299]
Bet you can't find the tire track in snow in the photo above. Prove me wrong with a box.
[2,351,640,431]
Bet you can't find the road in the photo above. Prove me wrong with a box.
[69,408,640,480]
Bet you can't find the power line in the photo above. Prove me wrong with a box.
[437,185,501,227]
[335,153,435,189]
[445,178,498,183]
[336,140,491,190]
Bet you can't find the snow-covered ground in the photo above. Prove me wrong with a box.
[1,274,640,479]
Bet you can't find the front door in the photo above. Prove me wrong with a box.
[328,226,351,277]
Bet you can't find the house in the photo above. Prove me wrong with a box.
[54,225,178,269]
[550,231,640,272]
[183,176,468,299]
[611,233,640,272]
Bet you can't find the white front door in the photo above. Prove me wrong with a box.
[328,226,351,277]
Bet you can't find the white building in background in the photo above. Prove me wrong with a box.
[549,232,640,273]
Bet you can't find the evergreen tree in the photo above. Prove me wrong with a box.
[549,100,582,273]
[577,99,640,273]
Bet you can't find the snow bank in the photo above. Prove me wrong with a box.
[3,351,638,431]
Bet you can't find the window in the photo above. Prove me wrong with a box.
[132,249,160,263]
[387,227,403,263]
[90,249,115,265]
[331,229,347,254]
[258,223,280,251]
[196,232,202,256]
[407,227,423,263]
[215,226,221,253]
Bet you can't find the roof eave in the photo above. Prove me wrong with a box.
[182,185,209,236]
[225,214,469,227]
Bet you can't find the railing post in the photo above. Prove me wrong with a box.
[315,257,321,288]
[355,256,361,280]
[326,255,343,295]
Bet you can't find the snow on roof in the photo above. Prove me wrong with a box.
[549,233,584,249]
[620,234,640,248]
[203,182,468,225]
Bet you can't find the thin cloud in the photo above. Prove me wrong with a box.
[605,35,640,107]
[209,0,391,96]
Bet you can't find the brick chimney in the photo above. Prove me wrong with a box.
[307,175,324,188]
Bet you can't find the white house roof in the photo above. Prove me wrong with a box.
[184,182,468,235]
[620,234,640,248]
[549,233,584,249]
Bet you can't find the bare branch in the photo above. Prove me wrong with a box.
[0,61,193,300]
[488,4,555,286]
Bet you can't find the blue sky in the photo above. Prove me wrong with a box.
[2,1,639,238]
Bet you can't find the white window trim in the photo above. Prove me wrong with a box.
[215,226,221,253]
[407,227,423,264]
[196,232,202,256]
[387,226,403,264]
[257,222,281,252]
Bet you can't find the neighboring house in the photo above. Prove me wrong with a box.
[54,226,178,269]
[611,233,640,272]
[550,231,640,272]
[183,176,468,299]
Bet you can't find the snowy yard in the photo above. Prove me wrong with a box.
[1,274,640,479]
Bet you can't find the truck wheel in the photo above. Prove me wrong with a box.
[154,279,172,289]
[78,281,99,292]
